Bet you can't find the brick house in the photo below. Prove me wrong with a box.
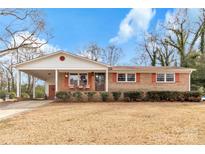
[15,51,195,99]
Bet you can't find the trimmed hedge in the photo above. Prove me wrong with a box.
[56,91,71,102]
[54,91,202,102]
[146,91,202,102]
[112,92,121,101]
[100,92,109,102]
[124,91,144,102]
[85,92,96,101]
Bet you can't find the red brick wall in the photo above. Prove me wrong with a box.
[108,73,190,92]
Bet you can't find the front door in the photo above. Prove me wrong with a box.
[49,85,55,99]
[95,73,105,91]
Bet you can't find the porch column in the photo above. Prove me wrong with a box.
[105,68,108,92]
[32,77,36,99]
[55,69,58,93]
[16,69,21,97]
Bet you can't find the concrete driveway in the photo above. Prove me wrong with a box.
[0,100,52,121]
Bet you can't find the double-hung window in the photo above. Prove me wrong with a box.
[117,73,136,82]
[69,73,88,86]
[157,73,165,82]
[156,73,175,83]
[118,74,126,82]
[127,74,135,82]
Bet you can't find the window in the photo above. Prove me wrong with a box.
[118,74,126,82]
[117,73,136,82]
[70,73,79,86]
[166,73,174,82]
[79,73,88,86]
[69,73,88,86]
[156,73,175,83]
[127,74,135,82]
[157,74,165,82]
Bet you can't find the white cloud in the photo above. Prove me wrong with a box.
[109,8,156,44]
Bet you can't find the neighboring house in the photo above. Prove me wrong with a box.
[15,51,195,99]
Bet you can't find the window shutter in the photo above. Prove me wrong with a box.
[152,73,156,83]
[136,73,140,82]
[175,73,180,82]
[112,73,117,82]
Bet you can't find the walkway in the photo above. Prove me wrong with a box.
[0,100,52,121]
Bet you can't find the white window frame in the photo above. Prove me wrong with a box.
[69,72,88,86]
[117,73,136,83]
[156,73,175,83]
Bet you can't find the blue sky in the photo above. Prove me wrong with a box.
[43,8,173,65]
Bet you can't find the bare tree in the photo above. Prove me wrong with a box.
[102,45,123,66]
[0,9,51,94]
[0,9,52,60]
[163,9,205,67]
[79,42,102,61]
[157,40,175,66]
[140,34,159,66]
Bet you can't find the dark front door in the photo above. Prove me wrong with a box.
[95,73,105,91]
[49,85,55,99]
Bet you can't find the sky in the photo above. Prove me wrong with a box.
[41,9,174,65]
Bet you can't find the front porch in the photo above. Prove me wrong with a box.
[15,51,110,99]
[16,68,109,99]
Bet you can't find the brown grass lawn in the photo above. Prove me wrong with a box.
[0,102,205,144]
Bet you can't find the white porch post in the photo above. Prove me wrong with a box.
[16,69,21,97]
[189,73,191,91]
[105,68,108,92]
[32,77,36,99]
[55,69,58,93]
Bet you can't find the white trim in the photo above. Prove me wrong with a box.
[55,69,58,93]
[189,73,191,91]
[17,68,108,71]
[117,73,136,83]
[32,77,36,99]
[156,73,176,83]
[15,51,110,68]
[16,69,21,97]
[105,68,109,92]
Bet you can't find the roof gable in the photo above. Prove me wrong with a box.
[16,51,109,70]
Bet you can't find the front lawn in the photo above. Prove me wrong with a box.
[0,102,205,144]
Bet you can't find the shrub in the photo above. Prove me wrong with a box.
[73,92,83,102]
[112,92,121,101]
[124,91,143,102]
[56,91,70,101]
[0,90,6,99]
[146,91,202,102]
[100,92,109,102]
[184,91,202,102]
[9,92,16,99]
[85,92,96,101]
[21,92,30,99]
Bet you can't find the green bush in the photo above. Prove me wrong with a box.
[0,90,6,99]
[124,91,143,102]
[56,91,71,101]
[9,92,16,99]
[146,91,202,102]
[73,92,83,102]
[112,92,121,101]
[21,92,30,99]
[85,92,96,101]
[100,92,109,102]
[184,91,202,102]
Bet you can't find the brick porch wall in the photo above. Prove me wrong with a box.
[58,72,95,91]
[108,73,190,92]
